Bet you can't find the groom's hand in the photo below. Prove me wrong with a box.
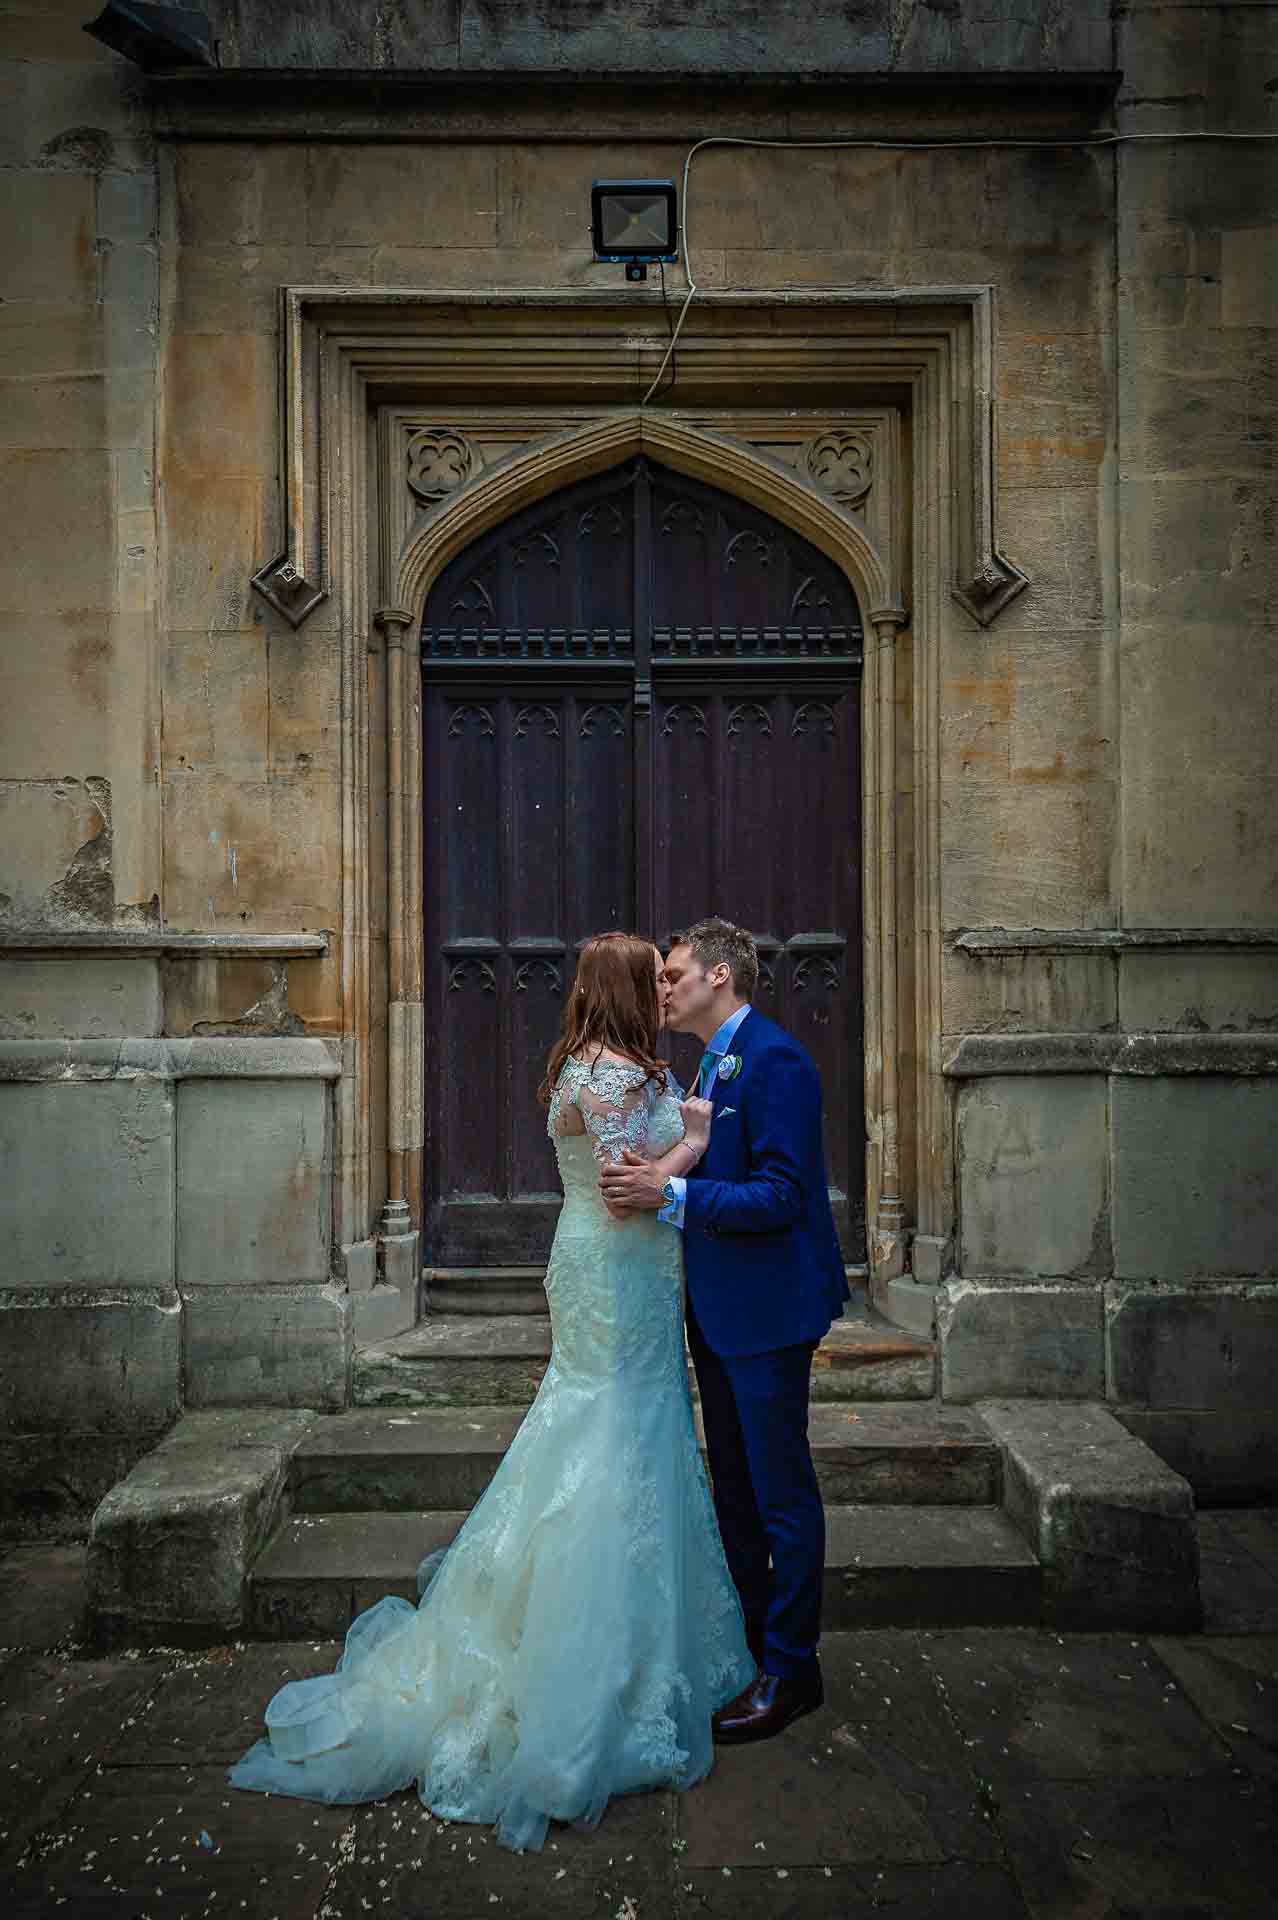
[599,1149,667,1211]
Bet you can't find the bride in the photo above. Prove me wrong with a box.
[228,931,756,1852]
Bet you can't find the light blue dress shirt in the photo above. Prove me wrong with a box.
[657,1002,751,1229]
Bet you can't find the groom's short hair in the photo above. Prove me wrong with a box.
[669,917,759,998]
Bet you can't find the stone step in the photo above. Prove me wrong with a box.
[247,1503,1038,1639]
[424,1267,549,1315]
[352,1308,934,1408]
[288,1401,999,1516]
[422,1264,873,1319]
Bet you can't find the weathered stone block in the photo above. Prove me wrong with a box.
[956,1077,1109,1278]
[939,773,1115,931]
[993,482,1106,633]
[165,331,277,479]
[0,171,97,304]
[160,466,267,630]
[86,1407,319,1636]
[307,146,496,248]
[160,768,342,931]
[0,448,114,614]
[160,627,269,777]
[885,1271,938,1336]
[340,1237,378,1294]
[182,1283,350,1410]
[0,954,161,1039]
[0,774,113,924]
[173,140,311,248]
[939,1280,1104,1401]
[0,1078,175,1286]
[981,1400,1200,1630]
[0,1429,164,1544]
[172,241,374,335]
[1106,1282,1278,1411]
[1119,951,1278,1034]
[943,948,1117,1036]
[351,1283,416,1347]
[1112,1408,1278,1507]
[1222,228,1278,327]
[176,1077,330,1286]
[1111,1077,1278,1280]
[1120,616,1278,927]
[0,1285,180,1433]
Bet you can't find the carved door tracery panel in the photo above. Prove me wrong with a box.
[422,458,864,1266]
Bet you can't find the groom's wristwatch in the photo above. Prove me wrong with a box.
[661,1179,678,1209]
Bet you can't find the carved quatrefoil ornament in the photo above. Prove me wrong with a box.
[407,427,478,503]
[803,431,874,506]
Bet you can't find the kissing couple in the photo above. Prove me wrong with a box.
[230,918,849,1854]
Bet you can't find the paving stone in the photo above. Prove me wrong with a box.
[0,1543,89,1649]
[671,1863,1031,1919]
[678,1685,946,1869]
[0,1761,355,1918]
[1149,1635,1278,1782]
[323,1787,675,1918]
[993,1775,1278,1920]
[1198,1512,1278,1634]
[922,1631,1229,1790]
[104,1641,343,1766]
[0,1653,164,1866]
[810,1631,1004,1864]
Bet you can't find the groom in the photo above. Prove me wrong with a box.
[600,916,848,1742]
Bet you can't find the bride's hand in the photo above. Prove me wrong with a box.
[679,1095,714,1156]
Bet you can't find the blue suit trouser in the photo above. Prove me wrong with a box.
[686,1297,824,1682]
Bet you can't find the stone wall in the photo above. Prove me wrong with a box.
[1,1,1275,1529]
[937,2,1278,1499]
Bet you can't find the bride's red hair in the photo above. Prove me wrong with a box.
[537,931,669,1106]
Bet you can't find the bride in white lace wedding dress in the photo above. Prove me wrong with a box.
[228,934,755,1853]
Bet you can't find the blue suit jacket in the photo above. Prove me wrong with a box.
[681,1007,849,1358]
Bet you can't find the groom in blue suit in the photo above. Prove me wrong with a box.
[600,917,848,1742]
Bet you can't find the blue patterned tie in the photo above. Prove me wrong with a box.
[695,1050,717,1097]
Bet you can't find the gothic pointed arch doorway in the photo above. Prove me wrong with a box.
[421,456,865,1268]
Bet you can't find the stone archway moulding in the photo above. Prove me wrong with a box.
[250,288,1029,1320]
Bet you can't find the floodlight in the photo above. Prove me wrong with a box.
[591,180,678,283]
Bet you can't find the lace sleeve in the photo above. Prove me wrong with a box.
[562,1058,654,1167]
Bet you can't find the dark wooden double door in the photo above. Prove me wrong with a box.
[422,458,865,1266]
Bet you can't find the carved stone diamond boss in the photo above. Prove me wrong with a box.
[407,428,478,503]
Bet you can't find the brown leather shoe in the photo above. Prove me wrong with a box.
[712,1667,824,1745]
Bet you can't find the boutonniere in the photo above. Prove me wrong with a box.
[717,1053,743,1082]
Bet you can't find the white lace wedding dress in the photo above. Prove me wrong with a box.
[227,1056,754,1852]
